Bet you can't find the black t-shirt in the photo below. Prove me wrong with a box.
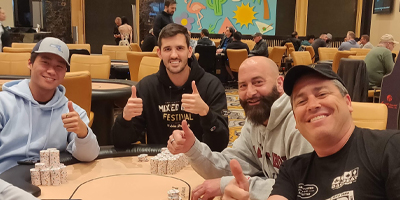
[270,127,400,200]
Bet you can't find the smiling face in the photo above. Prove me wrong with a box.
[28,53,67,97]
[238,57,283,125]
[157,33,192,75]
[291,75,353,146]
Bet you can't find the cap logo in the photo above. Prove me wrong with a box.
[310,64,316,68]
[50,44,63,53]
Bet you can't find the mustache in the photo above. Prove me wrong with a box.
[239,86,280,126]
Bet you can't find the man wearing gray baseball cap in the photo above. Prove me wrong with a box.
[0,37,100,175]
[365,34,398,88]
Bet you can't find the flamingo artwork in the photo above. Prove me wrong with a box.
[184,0,206,30]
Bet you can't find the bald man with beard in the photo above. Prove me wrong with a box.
[167,57,313,200]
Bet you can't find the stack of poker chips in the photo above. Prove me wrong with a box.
[167,188,181,200]
[137,154,149,162]
[150,149,189,175]
[30,148,68,186]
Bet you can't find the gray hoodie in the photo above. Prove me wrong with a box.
[185,94,313,200]
[338,39,360,51]
[0,179,38,200]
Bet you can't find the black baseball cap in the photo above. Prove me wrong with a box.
[283,64,345,96]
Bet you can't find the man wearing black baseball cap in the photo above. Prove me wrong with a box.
[222,64,400,199]
[0,37,99,174]
[266,64,400,199]
[249,32,268,57]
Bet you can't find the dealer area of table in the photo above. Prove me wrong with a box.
[39,157,204,199]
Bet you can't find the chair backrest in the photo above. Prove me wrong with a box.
[102,45,130,60]
[152,46,159,52]
[138,57,161,81]
[70,54,111,79]
[62,71,92,121]
[348,55,366,60]
[0,53,31,76]
[337,58,369,102]
[226,49,248,72]
[305,46,315,62]
[195,45,217,74]
[350,48,370,56]
[287,47,295,57]
[130,43,142,52]
[291,51,313,66]
[242,40,256,50]
[211,39,220,47]
[66,44,91,53]
[127,51,158,82]
[332,51,357,73]
[268,46,286,67]
[352,102,388,130]
[11,43,36,50]
[268,47,273,54]
[285,42,294,49]
[318,47,338,61]
[2,47,32,53]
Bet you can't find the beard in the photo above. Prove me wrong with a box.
[240,86,281,126]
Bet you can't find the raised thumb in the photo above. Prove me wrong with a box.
[230,159,249,191]
[131,86,137,98]
[68,101,74,112]
[181,120,193,137]
[191,81,199,94]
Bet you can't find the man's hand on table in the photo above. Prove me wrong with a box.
[181,81,209,116]
[192,178,222,200]
[123,86,143,121]
[222,159,250,200]
[167,120,195,154]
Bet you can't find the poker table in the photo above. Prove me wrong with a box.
[0,145,206,200]
[0,76,135,145]
[90,79,135,145]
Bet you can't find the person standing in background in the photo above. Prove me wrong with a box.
[153,0,176,39]
[113,17,122,45]
[0,7,11,52]
[118,16,133,45]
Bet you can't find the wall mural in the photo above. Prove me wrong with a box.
[174,0,276,35]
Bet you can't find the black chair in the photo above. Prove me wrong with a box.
[195,45,217,75]
[68,49,90,72]
[337,58,368,102]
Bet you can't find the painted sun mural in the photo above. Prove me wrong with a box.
[233,3,257,28]
[174,0,276,35]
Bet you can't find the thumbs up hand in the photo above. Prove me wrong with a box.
[123,86,143,121]
[167,120,196,154]
[222,159,250,200]
[62,101,88,138]
[181,81,209,116]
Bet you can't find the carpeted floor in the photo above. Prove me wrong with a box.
[225,88,245,147]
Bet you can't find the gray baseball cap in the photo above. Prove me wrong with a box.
[32,37,70,66]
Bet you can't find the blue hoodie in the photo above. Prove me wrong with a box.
[0,79,100,173]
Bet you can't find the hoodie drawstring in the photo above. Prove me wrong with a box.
[42,108,54,149]
[25,102,33,157]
